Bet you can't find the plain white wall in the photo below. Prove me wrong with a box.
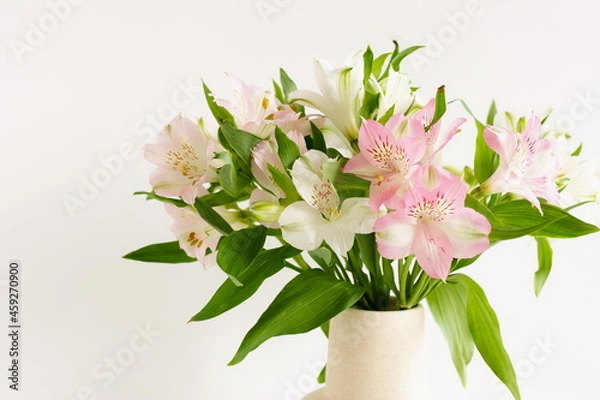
[1,0,599,399]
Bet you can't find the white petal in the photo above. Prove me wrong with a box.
[279,201,326,251]
[338,198,378,234]
[321,221,356,255]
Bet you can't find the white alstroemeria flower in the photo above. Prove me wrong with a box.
[279,150,376,255]
[290,59,363,141]
[553,135,600,205]
[371,70,414,120]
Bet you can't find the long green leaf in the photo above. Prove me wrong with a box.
[455,274,521,400]
[389,45,424,71]
[134,191,186,208]
[194,197,234,235]
[216,225,267,281]
[229,269,365,365]
[491,200,599,239]
[465,196,565,241]
[123,241,195,263]
[190,246,300,321]
[428,280,474,386]
[534,237,553,297]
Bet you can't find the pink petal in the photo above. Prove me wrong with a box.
[438,208,491,259]
[412,223,453,280]
[484,126,517,160]
[374,211,416,260]
[344,153,383,178]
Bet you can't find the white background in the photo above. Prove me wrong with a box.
[1,0,600,399]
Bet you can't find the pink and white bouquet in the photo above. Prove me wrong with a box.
[125,43,599,398]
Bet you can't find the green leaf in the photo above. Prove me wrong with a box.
[534,237,553,297]
[229,269,365,365]
[571,143,583,157]
[428,280,474,387]
[190,246,300,321]
[280,68,298,101]
[123,241,195,263]
[389,45,424,72]
[359,91,380,119]
[454,274,521,400]
[200,190,239,207]
[451,255,481,272]
[465,196,564,241]
[426,86,447,130]
[268,164,300,202]
[318,366,327,384]
[371,52,390,79]
[275,127,301,169]
[203,82,234,125]
[134,191,186,208]
[219,124,263,166]
[309,121,327,152]
[458,99,498,184]
[363,46,374,91]
[219,162,251,197]
[272,80,285,104]
[491,200,599,239]
[216,225,267,281]
[332,171,371,192]
[194,197,234,235]
[486,100,498,125]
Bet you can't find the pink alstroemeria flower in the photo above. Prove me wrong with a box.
[165,204,223,267]
[374,171,491,280]
[481,115,560,211]
[144,116,219,204]
[410,99,466,163]
[344,118,426,211]
[215,75,280,137]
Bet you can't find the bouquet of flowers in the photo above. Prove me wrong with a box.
[124,43,599,398]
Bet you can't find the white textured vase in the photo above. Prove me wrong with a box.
[302,305,428,400]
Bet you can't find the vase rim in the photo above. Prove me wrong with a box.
[348,303,423,314]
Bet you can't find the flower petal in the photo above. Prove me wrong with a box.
[279,201,326,251]
[374,210,416,260]
[412,223,453,280]
[438,208,491,259]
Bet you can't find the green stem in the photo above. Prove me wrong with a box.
[292,255,311,270]
[284,261,304,273]
[398,255,414,307]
